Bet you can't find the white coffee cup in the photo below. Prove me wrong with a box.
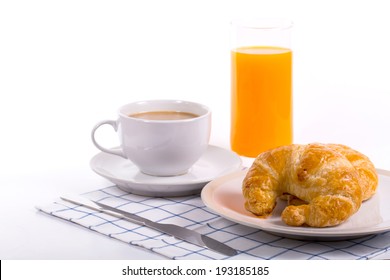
[91,100,211,176]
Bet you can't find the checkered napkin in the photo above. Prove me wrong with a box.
[37,185,390,260]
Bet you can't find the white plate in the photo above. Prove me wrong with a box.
[201,169,390,241]
[90,145,242,197]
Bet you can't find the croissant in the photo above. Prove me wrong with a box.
[242,143,378,227]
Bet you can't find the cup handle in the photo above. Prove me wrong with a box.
[91,120,127,158]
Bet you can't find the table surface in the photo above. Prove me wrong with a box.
[1,1,390,260]
[2,120,390,260]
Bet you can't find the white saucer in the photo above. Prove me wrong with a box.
[90,145,242,197]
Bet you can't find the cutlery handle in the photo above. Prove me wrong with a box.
[93,200,151,225]
[103,209,146,226]
[60,196,146,225]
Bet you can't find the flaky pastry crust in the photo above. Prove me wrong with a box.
[242,143,378,227]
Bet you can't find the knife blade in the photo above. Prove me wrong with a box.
[60,195,237,256]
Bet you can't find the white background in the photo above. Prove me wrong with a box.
[1,0,390,260]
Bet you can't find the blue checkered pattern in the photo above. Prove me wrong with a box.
[38,185,390,260]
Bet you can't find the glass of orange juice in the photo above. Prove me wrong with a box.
[231,18,293,157]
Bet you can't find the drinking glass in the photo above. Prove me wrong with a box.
[231,18,293,157]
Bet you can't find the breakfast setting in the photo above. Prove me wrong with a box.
[2,2,390,270]
[35,18,390,260]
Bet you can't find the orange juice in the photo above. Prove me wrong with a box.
[231,46,292,157]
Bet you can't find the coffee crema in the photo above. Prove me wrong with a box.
[129,111,199,120]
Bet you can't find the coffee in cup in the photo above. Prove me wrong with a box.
[128,111,199,120]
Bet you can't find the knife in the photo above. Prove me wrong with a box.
[60,195,237,256]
